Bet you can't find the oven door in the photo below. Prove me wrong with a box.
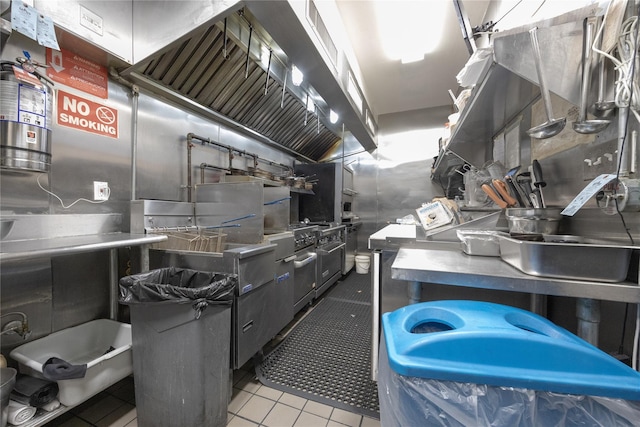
[293,249,316,311]
[318,242,345,285]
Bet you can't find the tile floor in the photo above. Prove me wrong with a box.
[44,364,380,427]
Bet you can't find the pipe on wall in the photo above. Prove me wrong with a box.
[110,68,140,200]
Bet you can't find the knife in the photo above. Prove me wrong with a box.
[531,160,547,208]
[516,172,534,207]
[505,175,526,206]
[481,183,508,209]
[492,179,518,207]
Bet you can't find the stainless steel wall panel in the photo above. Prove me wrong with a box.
[0,259,52,357]
[131,0,241,64]
[49,84,132,217]
[35,0,133,64]
[51,252,110,330]
[195,182,264,244]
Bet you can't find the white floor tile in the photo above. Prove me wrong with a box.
[229,389,253,414]
[255,385,284,401]
[236,374,262,394]
[227,415,259,427]
[262,402,302,427]
[278,392,308,410]
[303,400,333,418]
[329,408,362,427]
[236,395,276,424]
[293,411,328,427]
[360,415,381,427]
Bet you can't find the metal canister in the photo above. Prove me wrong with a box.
[0,61,54,172]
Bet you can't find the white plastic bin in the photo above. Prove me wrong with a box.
[355,254,370,274]
[10,319,132,407]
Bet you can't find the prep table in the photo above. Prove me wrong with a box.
[391,242,639,343]
[369,220,639,379]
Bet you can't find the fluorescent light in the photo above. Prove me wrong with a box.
[330,109,339,124]
[292,65,304,86]
[347,72,363,113]
[375,1,446,62]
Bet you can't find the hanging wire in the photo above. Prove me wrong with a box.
[36,174,110,209]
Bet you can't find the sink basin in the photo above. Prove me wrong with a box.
[497,234,637,282]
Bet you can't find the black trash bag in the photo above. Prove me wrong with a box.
[119,268,236,318]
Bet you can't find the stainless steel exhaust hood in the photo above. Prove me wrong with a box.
[121,2,376,163]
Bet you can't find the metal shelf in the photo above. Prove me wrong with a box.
[445,62,539,169]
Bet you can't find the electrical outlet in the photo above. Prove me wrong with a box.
[93,181,109,201]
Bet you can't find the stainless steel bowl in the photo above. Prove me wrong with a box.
[505,208,563,235]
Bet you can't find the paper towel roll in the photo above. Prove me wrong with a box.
[7,400,36,425]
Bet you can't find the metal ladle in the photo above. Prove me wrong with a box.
[573,16,610,133]
[527,27,566,139]
[591,25,616,118]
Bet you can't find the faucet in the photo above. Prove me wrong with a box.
[1,311,31,340]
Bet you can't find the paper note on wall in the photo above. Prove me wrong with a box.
[561,174,618,216]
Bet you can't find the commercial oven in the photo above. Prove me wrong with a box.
[264,232,296,338]
[316,225,346,298]
[291,225,318,313]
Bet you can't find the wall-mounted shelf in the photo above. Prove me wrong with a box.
[444,62,539,170]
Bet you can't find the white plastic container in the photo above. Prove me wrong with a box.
[10,319,132,407]
[355,254,370,274]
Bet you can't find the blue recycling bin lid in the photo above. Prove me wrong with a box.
[382,300,640,400]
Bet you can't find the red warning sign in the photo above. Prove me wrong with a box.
[57,90,118,139]
[46,48,108,99]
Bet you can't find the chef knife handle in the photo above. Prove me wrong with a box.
[482,184,508,209]
[532,160,546,188]
[492,179,518,206]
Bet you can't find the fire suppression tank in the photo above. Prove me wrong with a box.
[0,60,54,172]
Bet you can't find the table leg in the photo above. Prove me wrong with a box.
[576,298,600,346]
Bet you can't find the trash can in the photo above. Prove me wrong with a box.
[378,300,640,427]
[119,268,236,427]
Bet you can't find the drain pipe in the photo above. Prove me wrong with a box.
[110,68,139,200]
[200,163,231,184]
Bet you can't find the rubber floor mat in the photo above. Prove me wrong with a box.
[256,272,379,418]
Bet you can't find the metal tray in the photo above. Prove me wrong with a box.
[498,234,637,282]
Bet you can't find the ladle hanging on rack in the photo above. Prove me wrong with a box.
[591,18,616,118]
[573,16,611,134]
[526,27,567,139]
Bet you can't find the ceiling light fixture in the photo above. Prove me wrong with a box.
[292,65,304,86]
[330,109,339,124]
[375,1,446,63]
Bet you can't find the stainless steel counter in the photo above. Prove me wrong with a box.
[1,232,167,321]
[392,247,640,303]
[0,233,166,262]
